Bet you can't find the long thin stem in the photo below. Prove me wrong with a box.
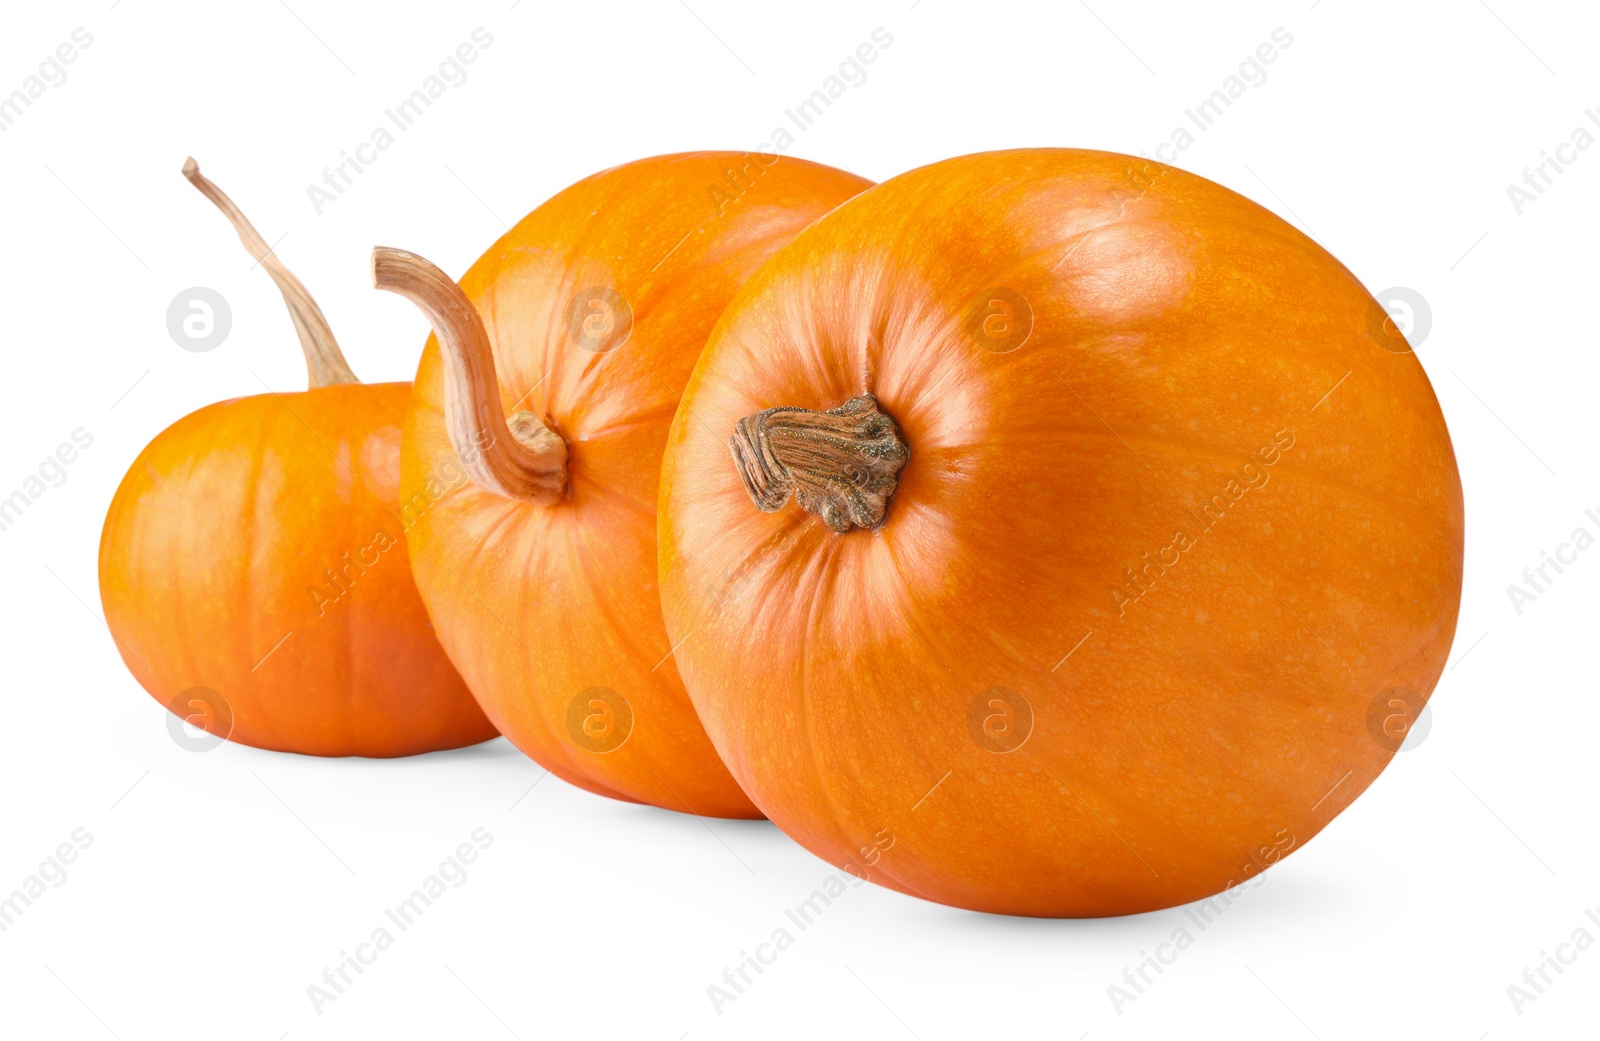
[372,246,568,506]
[182,157,358,389]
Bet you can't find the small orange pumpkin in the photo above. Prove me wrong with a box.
[659,149,1464,915]
[98,160,493,756]
[378,152,871,816]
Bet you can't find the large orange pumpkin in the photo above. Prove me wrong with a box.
[658,149,1464,915]
[98,160,493,757]
[379,152,871,817]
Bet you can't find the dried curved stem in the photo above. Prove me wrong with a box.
[372,246,567,506]
[182,158,357,388]
[730,394,909,533]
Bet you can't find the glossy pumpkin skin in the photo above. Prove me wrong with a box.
[402,152,871,817]
[100,383,495,756]
[659,149,1464,915]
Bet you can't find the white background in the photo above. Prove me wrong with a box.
[1,0,1595,1038]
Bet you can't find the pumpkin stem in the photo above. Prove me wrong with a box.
[371,246,568,506]
[730,394,909,533]
[181,158,358,389]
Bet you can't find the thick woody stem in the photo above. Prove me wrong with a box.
[181,157,358,389]
[372,246,567,506]
[730,394,909,533]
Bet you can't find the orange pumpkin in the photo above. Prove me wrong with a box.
[378,152,871,817]
[658,149,1464,915]
[98,160,493,757]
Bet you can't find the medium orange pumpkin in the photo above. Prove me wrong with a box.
[98,160,493,757]
[379,152,871,817]
[658,149,1464,915]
